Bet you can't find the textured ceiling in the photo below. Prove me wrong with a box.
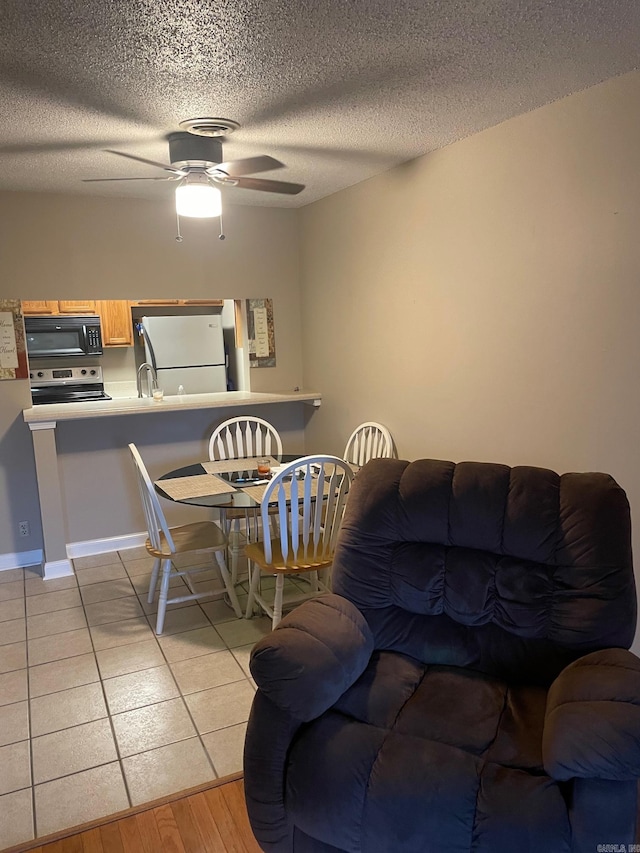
[1,0,640,208]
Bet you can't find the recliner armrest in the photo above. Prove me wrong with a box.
[249,593,374,721]
[543,648,640,781]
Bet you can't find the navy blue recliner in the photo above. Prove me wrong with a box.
[244,458,640,852]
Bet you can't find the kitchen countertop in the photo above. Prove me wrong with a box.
[23,389,322,424]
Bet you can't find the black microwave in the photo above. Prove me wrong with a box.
[25,315,103,358]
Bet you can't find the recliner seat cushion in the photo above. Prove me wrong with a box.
[285,651,571,853]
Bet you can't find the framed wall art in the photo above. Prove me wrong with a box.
[0,300,28,380]
[246,298,276,368]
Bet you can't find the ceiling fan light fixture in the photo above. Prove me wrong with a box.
[175,173,221,218]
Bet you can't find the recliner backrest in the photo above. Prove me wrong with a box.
[332,458,636,683]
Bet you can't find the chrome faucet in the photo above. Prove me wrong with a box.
[136,362,158,398]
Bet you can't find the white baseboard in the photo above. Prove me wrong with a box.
[0,534,147,575]
[0,549,43,572]
[44,559,74,579]
[66,532,148,559]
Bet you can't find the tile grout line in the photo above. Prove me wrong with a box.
[30,756,131,791]
[0,565,32,851]
[24,565,37,843]
[27,563,88,841]
[80,552,135,814]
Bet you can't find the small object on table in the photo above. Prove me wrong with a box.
[257,457,272,476]
[152,388,164,402]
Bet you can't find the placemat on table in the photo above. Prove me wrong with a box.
[202,456,278,474]
[155,473,237,500]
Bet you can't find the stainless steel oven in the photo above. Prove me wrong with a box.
[25,315,103,358]
[29,366,111,404]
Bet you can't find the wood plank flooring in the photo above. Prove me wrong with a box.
[5,778,262,853]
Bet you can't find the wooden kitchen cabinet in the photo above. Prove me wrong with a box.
[21,299,133,346]
[133,299,224,307]
[96,300,133,347]
[57,300,96,314]
[21,300,98,315]
[134,299,180,305]
[21,300,60,314]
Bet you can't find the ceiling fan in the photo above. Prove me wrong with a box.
[83,118,305,240]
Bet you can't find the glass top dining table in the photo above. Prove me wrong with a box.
[154,454,305,509]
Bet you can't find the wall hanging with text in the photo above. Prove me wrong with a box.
[246,298,276,368]
[0,300,28,380]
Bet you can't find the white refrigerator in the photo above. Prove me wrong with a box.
[140,314,227,394]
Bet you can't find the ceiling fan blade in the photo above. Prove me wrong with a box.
[82,176,178,182]
[214,156,284,177]
[231,176,305,195]
[104,149,184,174]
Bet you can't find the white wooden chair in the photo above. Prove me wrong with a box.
[244,454,354,628]
[343,421,394,467]
[208,416,283,584]
[129,443,242,634]
[208,416,283,462]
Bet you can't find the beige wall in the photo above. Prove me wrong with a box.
[299,70,640,649]
[56,402,309,544]
[0,192,304,555]
[0,380,41,550]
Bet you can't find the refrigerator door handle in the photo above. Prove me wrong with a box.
[140,322,158,373]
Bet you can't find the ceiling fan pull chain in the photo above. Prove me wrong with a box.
[175,211,183,243]
[218,209,226,241]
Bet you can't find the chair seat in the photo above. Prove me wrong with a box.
[245,540,334,573]
[146,520,227,558]
[285,651,568,852]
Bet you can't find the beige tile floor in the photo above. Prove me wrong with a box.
[0,547,306,849]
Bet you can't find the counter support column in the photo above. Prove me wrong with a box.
[28,422,74,579]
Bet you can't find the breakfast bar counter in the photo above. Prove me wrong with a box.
[23,389,322,424]
[23,389,321,579]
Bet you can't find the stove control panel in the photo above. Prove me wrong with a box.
[29,366,103,387]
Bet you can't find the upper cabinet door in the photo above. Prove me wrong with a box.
[21,300,59,314]
[132,299,224,306]
[57,300,97,314]
[133,299,180,305]
[97,301,133,347]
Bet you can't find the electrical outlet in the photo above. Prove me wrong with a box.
[18,521,30,537]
